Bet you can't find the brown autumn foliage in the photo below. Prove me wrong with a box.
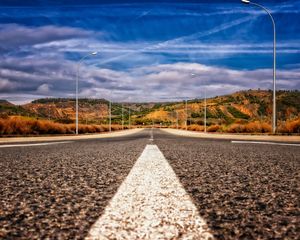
[188,124,204,132]
[0,117,129,136]
[227,121,271,133]
[207,125,220,132]
[278,119,300,134]
[170,119,300,134]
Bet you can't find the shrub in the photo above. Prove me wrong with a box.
[227,124,245,133]
[278,119,300,134]
[227,122,271,133]
[191,112,202,118]
[0,117,128,136]
[258,122,271,133]
[216,108,234,124]
[188,124,204,132]
[207,125,220,132]
[227,106,250,119]
[243,122,262,133]
[258,102,267,116]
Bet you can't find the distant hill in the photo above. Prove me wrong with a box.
[1,90,299,127]
[0,100,14,106]
[133,90,300,126]
[0,100,31,117]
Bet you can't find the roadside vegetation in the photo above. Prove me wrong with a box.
[0,90,299,135]
[0,116,129,136]
[172,119,300,134]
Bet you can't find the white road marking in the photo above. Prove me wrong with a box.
[149,128,154,141]
[231,141,300,147]
[0,141,72,148]
[86,144,213,240]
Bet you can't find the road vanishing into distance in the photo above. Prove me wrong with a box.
[1,129,299,239]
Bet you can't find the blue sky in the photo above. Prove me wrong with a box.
[0,0,299,103]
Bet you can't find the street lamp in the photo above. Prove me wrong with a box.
[176,111,179,129]
[191,73,207,133]
[241,0,276,134]
[185,99,188,130]
[174,96,190,130]
[160,96,191,129]
[159,96,180,128]
[76,51,98,135]
[107,90,113,132]
[122,104,124,130]
[109,98,112,132]
[128,108,131,128]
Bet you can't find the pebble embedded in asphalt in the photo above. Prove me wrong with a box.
[1,129,299,239]
[0,133,149,239]
[154,130,300,240]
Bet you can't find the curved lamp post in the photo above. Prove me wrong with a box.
[172,96,190,130]
[122,104,124,130]
[191,73,207,133]
[185,99,188,130]
[241,0,276,134]
[128,107,131,128]
[109,90,112,132]
[76,51,98,135]
[159,96,180,129]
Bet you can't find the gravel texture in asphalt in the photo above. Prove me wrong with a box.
[1,129,299,239]
[0,131,149,239]
[86,144,213,240]
[154,130,300,239]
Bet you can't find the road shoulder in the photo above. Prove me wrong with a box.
[0,128,144,143]
[161,128,300,143]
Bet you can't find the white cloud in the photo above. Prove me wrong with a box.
[1,58,299,104]
[0,78,16,91]
[37,83,50,94]
[0,24,96,51]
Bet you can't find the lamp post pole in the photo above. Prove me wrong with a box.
[76,51,98,135]
[191,73,207,132]
[109,99,112,132]
[241,0,276,134]
[185,99,188,130]
[176,111,179,129]
[129,108,131,128]
[204,86,207,133]
[122,104,124,130]
[159,96,181,129]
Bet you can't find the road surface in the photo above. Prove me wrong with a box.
[0,129,299,239]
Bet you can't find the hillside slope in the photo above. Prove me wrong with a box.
[134,90,300,125]
[0,90,299,133]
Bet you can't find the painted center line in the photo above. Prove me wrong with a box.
[149,128,154,141]
[0,141,72,148]
[231,140,300,147]
[86,144,213,240]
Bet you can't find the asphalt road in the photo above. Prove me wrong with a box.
[0,129,299,239]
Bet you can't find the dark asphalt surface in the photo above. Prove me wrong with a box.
[154,130,300,239]
[0,131,150,239]
[1,129,299,239]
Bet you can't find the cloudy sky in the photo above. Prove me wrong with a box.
[0,0,299,104]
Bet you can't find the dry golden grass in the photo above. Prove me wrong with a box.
[170,119,299,134]
[146,110,171,121]
[222,121,272,133]
[188,124,204,132]
[207,125,220,132]
[171,121,274,134]
[0,116,129,136]
[278,118,300,134]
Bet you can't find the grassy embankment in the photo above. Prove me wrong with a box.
[175,119,300,134]
[0,116,129,136]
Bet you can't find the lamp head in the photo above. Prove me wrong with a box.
[241,0,250,4]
